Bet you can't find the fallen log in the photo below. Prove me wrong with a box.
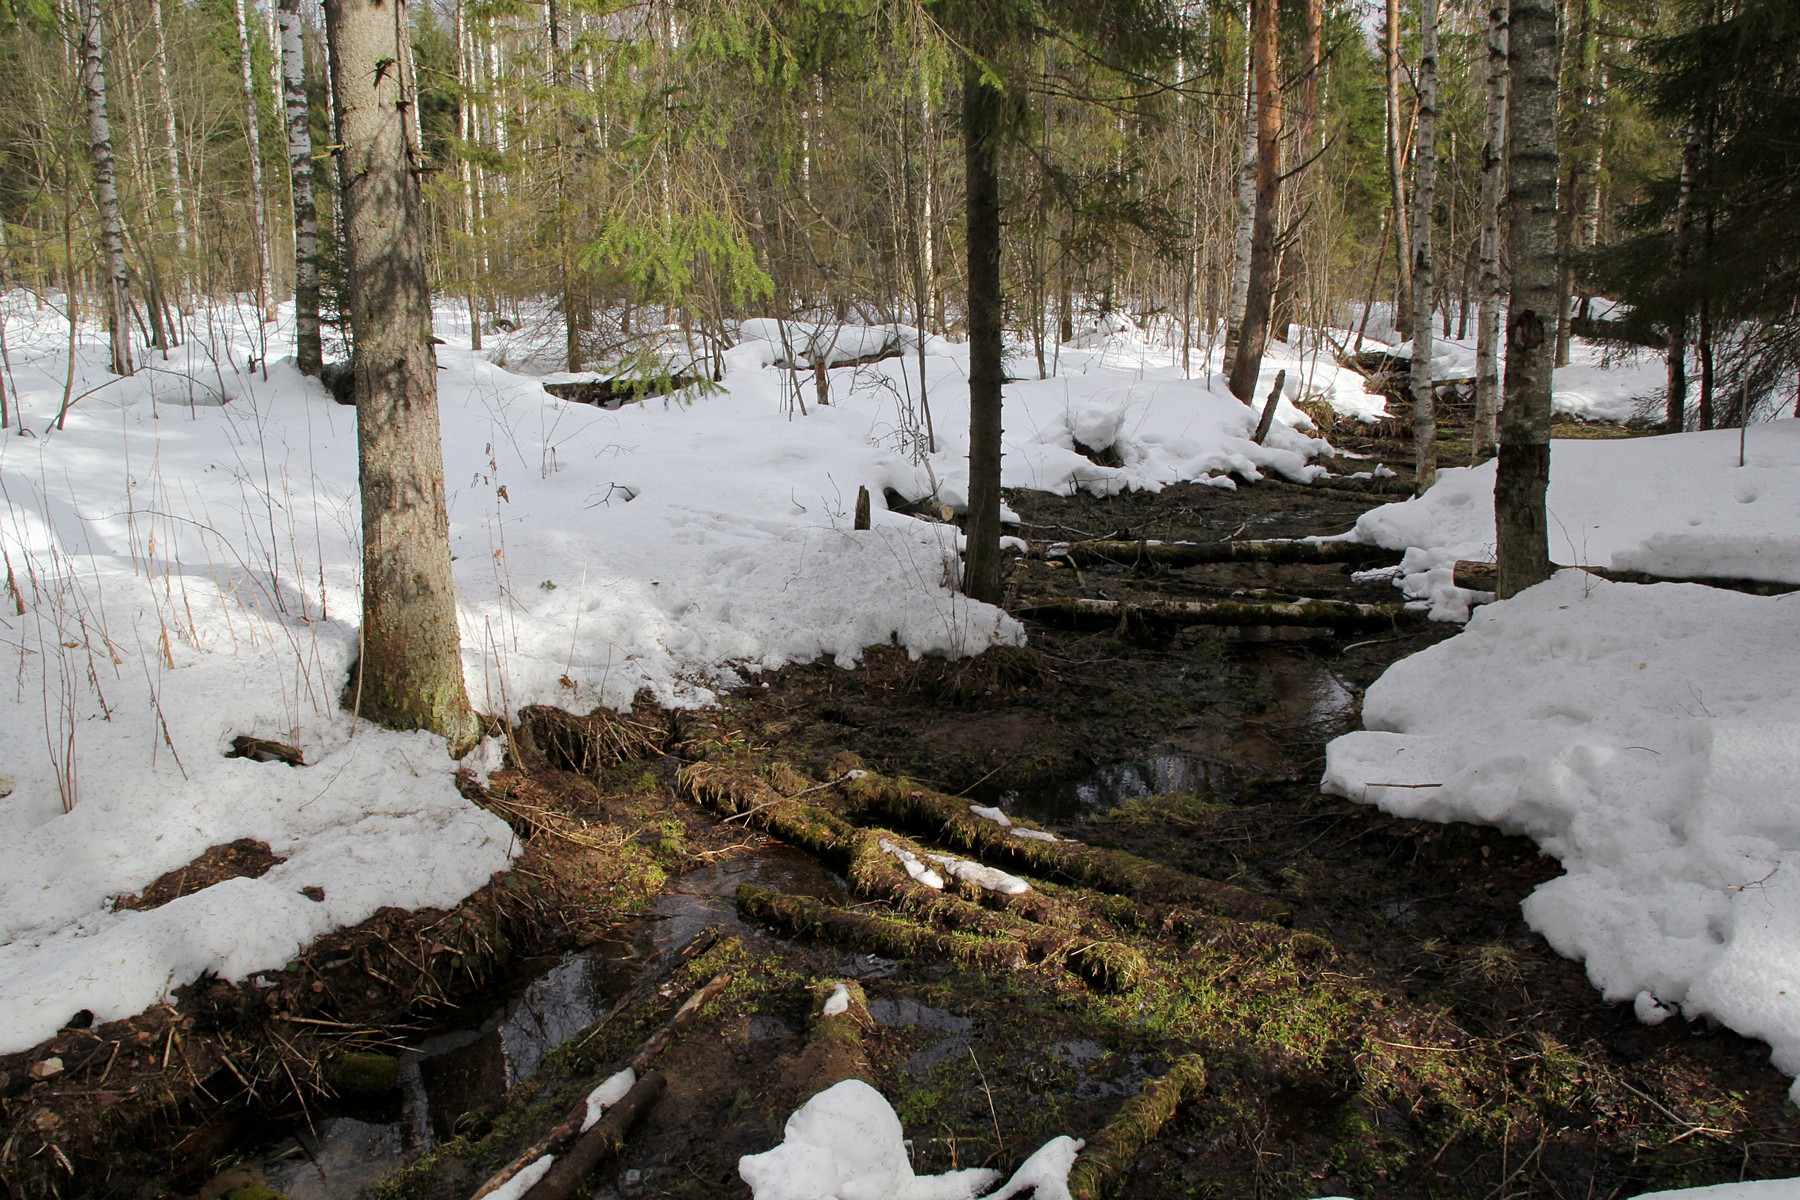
[469,967,730,1200]
[842,772,1288,924]
[1451,559,1799,597]
[1045,538,1397,569]
[1066,1054,1209,1200]
[1261,473,1416,497]
[519,1070,667,1200]
[738,884,1027,970]
[1014,596,1413,633]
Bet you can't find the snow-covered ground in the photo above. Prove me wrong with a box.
[0,296,1346,1055]
[1329,423,1800,1102]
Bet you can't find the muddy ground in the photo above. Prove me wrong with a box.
[5,417,1798,1200]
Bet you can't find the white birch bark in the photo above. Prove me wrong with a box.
[1410,0,1440,492]
[81,0,133,376]
[149,0,189,259]
[234,0,275,326]
[279,0,321,374]
[1473,0,1509,459]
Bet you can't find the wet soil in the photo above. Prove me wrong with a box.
[6,421,1794,1200]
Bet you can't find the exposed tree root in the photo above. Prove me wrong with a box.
[1066,1054,1210,1200]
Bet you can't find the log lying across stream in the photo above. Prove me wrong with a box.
[1451,559,1799,597]
[1045,537,1399,569]
[1014,595,1415,633]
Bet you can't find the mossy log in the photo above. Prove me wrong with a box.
[1014,595,1412,634]
[843,773,1288,924]
[683,763,1148,990]
[1044,538,1397,569]
[1066,1054,1209,1200]
[1451,559,1798,597]
[518,1070,667,1200]
[737,884,1027,971]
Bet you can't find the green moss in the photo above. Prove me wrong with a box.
[328,1051,400,1098]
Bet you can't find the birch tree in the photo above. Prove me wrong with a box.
[279,0,321,375]
[80,0,130,376]
[1385,0,1413,335]
[234,0,274,328]
[1227,0,1281,403]
[1473,0,1508,461]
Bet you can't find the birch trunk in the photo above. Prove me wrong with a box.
[1495,0,1560,599]
[1227,0,1282,404]
[1409,0,1440,492]
[1385,0,1413,336]
[235,0,275,327]
[1222,23,1256,370]
[81,0,133,377]
[1271,0,1321,345]
[280,0,321,375]
[149,0,189,263]
[1473,0,1509,460]
[323,0,479,753]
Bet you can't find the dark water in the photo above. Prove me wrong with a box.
[996,648,1357,825]
[246,846,845,1198]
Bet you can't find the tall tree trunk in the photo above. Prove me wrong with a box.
[235,0,276,327]
[1495,0,1560,599]
[1410,0,1441,491]
[962,55,1005,606]
[1227,0,1282,403]
[323,0,479,754]
[280,0,322,376]
[149,0,189,265]
[1385,0,1413,337]
[1272,0,1322,345]
[81,0,132,377]
[1663,126,1699,433]
[1473,0,1509,461]
[1222,23,1256,370]
[456,0,483,351]
[1553,0,1595,368]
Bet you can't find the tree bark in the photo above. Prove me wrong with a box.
[235,0,275,327]
[1385,0,1414,336]
[1664,125,1699,432]
[1271,0,1322,345]
[80,0,132,377]
[280,0,322,376]
[1473,0,1509,460]
[1227,0,1281,403]
[962,54,1005,605]
[1495,0,1560,600]
[1047,537,1397,569]
[149,0,189,265]
[1222,22,1256,370]
[1410,0,1441,492]
[325,0,480,754]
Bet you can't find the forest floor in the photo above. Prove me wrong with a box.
[7,417,1798,1200]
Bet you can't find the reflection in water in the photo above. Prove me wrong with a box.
[263,1118,402,1200]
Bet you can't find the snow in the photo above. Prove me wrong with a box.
[968,804,1011,827]
[1347,422,1800,620]
[486,1155,554,1200]
[925,853,1031,896]
[822,984,852,1017]
[0,296,1346,1056]
[1323,326,1800,1102]
[739,1078,1085,1200]
[581,1067,637,1132]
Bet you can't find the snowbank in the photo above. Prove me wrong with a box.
[1348,422,1800,619]
[1325,573,1800,1101]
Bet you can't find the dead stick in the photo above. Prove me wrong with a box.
[1253,369,1287,444]
[469,968,730,1200]
[518,1071,668,1200]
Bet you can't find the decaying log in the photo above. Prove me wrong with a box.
[1261,473,1416,497]
[1045,538,1397,569]
[1451,559,1798,597]
[468,967,729,1200]
[1066,1054,1210,1200]
[737,884,1027,970]
[519,1070,667,1200]
[679,762,1147,990]
[1014,596,1413,633]
[842,773,1289,924]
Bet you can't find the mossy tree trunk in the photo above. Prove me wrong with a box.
[325,0,479,754]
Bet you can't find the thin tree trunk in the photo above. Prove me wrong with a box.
[962,55,1005,606]
[235,0,275,329]
[323,0,479,753]
[1272,0,1321,345]
[1473,0,1509,461]
[1223,22,1256,370]
[81,0,132,377]
[149,0,189,264]
[1227,0,1282,403]
[280,0,322,376]
[1663,126,1699,433]
[1385,0,1413,336]
[1495,0,1560,599]
[1410,0,1441,492]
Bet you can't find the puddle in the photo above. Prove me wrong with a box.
[869,997,976,1074]
[229,845,845,1196]
[996,648,1357,825]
